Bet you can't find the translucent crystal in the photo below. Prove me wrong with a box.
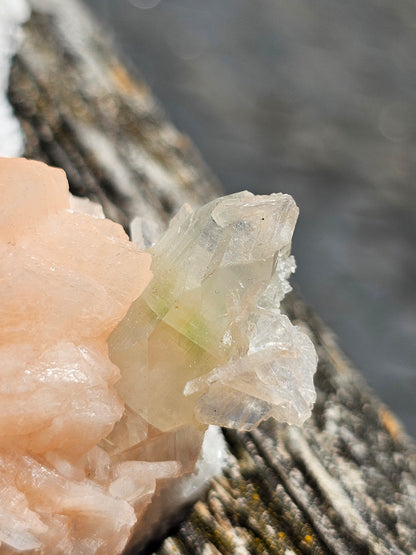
[109,191,317,434]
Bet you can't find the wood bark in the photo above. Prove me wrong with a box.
[7,1,416,553]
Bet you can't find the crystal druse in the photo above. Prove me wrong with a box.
[0,157,317,554]
[111,192,317,433]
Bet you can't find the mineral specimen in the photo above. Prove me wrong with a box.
[0,157,317,554]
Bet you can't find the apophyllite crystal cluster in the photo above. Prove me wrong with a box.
[0,157,317,554]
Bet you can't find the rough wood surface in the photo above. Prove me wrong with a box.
[8,1,416,553]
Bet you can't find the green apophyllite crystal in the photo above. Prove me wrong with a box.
[109,191,317,434]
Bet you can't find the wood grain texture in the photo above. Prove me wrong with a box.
[8,1,416,553]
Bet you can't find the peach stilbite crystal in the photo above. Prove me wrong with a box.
[0,158,153,553]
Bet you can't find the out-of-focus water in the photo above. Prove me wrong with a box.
[84,0,416,435]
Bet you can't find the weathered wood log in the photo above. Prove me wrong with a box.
[7,1,416,553]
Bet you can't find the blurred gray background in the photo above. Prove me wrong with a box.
[84,0,416,435]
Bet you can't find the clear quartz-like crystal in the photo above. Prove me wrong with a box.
[109,191,317,436]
